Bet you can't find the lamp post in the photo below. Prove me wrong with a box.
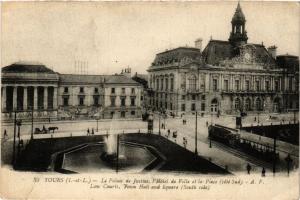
[272,133,277,176]
[158,112,161,136]
[16,119,22,158]
[96,117,99,132]
[12,111,17,167]
[195,111,198,155]
[31,106,34,140]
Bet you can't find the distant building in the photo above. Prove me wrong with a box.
[1,62,143,121]
[132,72,149,111]
[147,2,299,115]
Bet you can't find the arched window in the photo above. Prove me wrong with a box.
[255,98,261,111]
[245,98,251,111]
[235,98,241,110]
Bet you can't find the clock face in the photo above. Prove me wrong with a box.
[244,52,251,60]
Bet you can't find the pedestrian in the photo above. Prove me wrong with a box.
[206,121,208,127]
[183,138,186,148]
[3,129,8,139]
[182,119,184,124]
[247,163,252,174]
[261,167,266,177]
[92,128,94,135]
[167,129,170,138]
[87,128,90,136]
[161,123,164,129]
[254,117,256,122]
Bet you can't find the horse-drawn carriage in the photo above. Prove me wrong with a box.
[34,126,58,134]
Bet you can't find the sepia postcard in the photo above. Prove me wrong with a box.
[0,1,299,199]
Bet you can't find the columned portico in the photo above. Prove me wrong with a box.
[53,87,58,109]
[2,86,6,111]
[34,86,38,110]
[23,87,27,110]
[44,86,48,110]
[13,86,17,110]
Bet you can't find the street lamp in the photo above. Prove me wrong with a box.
[158,111,161,136]
[195,111,198,155]
[96,117,99,132]
[16,119,22,158]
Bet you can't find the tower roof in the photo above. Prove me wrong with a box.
[232,2,245,23]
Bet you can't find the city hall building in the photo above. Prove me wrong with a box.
[147,3,299,115]
[1,62,143,121]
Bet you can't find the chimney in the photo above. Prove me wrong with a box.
[267,45,277,59]
[195,38,203,53]
[121,67,131,78]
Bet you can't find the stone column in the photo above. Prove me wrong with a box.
[23,87,27,110]
[34,86,38,110]
[2,86,6,111]
[53,87,58,109]
[13,86,17,110]
[44,87,48,110]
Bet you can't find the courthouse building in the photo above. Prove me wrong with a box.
[1,62,143,121]
[147,3,299,115]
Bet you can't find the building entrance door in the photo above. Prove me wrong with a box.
[211,99,218,114]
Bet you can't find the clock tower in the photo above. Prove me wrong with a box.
[229,2,248,47]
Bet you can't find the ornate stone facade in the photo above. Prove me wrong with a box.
[1,62,143,121]
[147,3,299,116]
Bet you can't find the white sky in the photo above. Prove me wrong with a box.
[1,2,299,75]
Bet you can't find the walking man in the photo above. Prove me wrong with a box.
[247,163,252,174]
[261,167,266,177]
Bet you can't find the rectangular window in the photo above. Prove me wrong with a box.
[63,97,69,106]
[170,78,174,91]
[131,88,135,94]
[111,88,115,94]
[130,97,135,106]
[224,80,229,91]
[182,95,186,100]
[191,103,196,111]
[256,80,260,91]
[181,104,185,111]
[213,79,218,91]
[245,80,250,91]
[165,78,169,90]
[201,103,205,111]
[94,88,98,93]
[64,87,68,93]
[121,98,126,106]
[161,78,164,90]
[80,87,84,93]
[275,80,279,91]
[235,80,240,91]
[289,78,293,91]
[94,96,99,106]
[122,88,125,94]
[201,95,206,100]
[110,97,116,106]
[79,97,84,106]
[265,80,270,91]
[192,95,196,100]
[131,111,135,115]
